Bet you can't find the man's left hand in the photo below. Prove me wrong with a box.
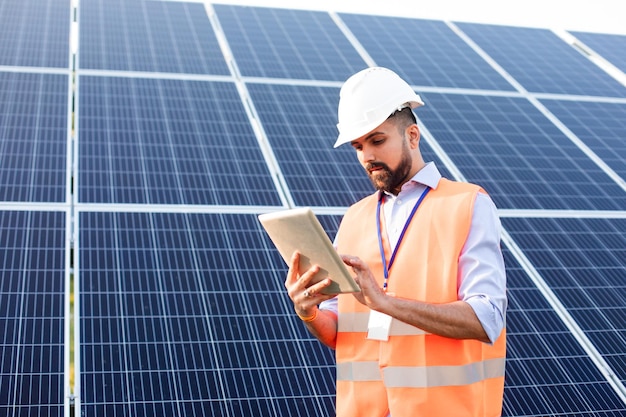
[341,254,387,311]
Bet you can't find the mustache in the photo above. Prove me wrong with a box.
[365,162,390,172]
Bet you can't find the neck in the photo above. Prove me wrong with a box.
[392,161,426,195]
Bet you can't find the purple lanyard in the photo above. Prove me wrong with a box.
[376,187,430,291]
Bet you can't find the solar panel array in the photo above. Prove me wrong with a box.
[1,0,625,416]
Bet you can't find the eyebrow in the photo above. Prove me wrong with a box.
[351,131,385,147]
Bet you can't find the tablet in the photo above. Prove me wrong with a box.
[258,207,360,294]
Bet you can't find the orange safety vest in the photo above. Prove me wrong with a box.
[334,178,506,417]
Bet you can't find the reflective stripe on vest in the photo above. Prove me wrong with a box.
[337,361,381,382]
[338,357,505,387]
[338,312,428,336]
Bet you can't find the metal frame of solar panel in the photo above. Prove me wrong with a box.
[3,0,626,416]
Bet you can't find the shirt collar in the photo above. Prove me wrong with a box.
[410,161,441,190]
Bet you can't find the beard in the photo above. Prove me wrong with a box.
[365,144,412,194]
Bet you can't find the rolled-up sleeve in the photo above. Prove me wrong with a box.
[459,193,507,344]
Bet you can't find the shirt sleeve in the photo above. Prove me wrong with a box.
[319,296,338,315]
[458,192,507,344]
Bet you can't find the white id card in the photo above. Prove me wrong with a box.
[367,310,393,341]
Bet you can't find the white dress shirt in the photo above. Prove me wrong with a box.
[320,162,507,344]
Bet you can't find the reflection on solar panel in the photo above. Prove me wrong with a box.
[339,13,516,91]
[0,72,69,203]
[0,0,70,68]
[0,210,66,417]
[455,22,626,97]
[3,0,626,416]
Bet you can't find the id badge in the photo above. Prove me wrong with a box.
[367,310,393,341]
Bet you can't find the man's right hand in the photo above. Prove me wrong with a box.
[284,251,334,319]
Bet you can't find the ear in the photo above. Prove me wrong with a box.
[406,124,420,149]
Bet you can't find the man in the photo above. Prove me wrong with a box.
[285,67,507,416]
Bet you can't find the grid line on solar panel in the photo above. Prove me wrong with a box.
[417,92,626,210]
[78,0,230,75]
[79,211,339,416]
[77,75,282,206]
[570,31,626,75]
[338,13,516,91]
[0,210,66,415]
[455,22,626,98]
[213,4,367,81]
[0,72,69,203]
[0,0,70,68]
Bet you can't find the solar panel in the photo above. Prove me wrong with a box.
[417,92,626,210]
[338,13,516,91]
[213,4,367,80]
[77,75,282,206]
[0,0,71,68]
[570,31,626,74]
[78,211,339,416]
[78,0,230,74]
[539,99,626,179]
[502,247,626,416]
[0,72,69,203]
[455,22,626,97]
[0,210,67,417]
[503,217,626,386]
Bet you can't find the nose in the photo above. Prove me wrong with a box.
[360,143,375,163]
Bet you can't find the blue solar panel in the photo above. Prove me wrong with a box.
[213,5,367,80]
[79,0,230,74]
[502,247,626,416]
[455,23,626,97]
[339,13,515,91]
[503,217,626,388]
[0,0,70,68]
[247,82,453,207]
[417,92,626,210]
[79,211,339,417]
[78,75,282,206]
[570,31,626,74]
[0,210,66,416]
[0,72,69,203]
[540,99,626,180]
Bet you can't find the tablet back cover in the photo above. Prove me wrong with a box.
[258,208,359,294]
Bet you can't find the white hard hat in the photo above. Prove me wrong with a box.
[334,67,424,148]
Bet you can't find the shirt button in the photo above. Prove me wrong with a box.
[396,199,402,205]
